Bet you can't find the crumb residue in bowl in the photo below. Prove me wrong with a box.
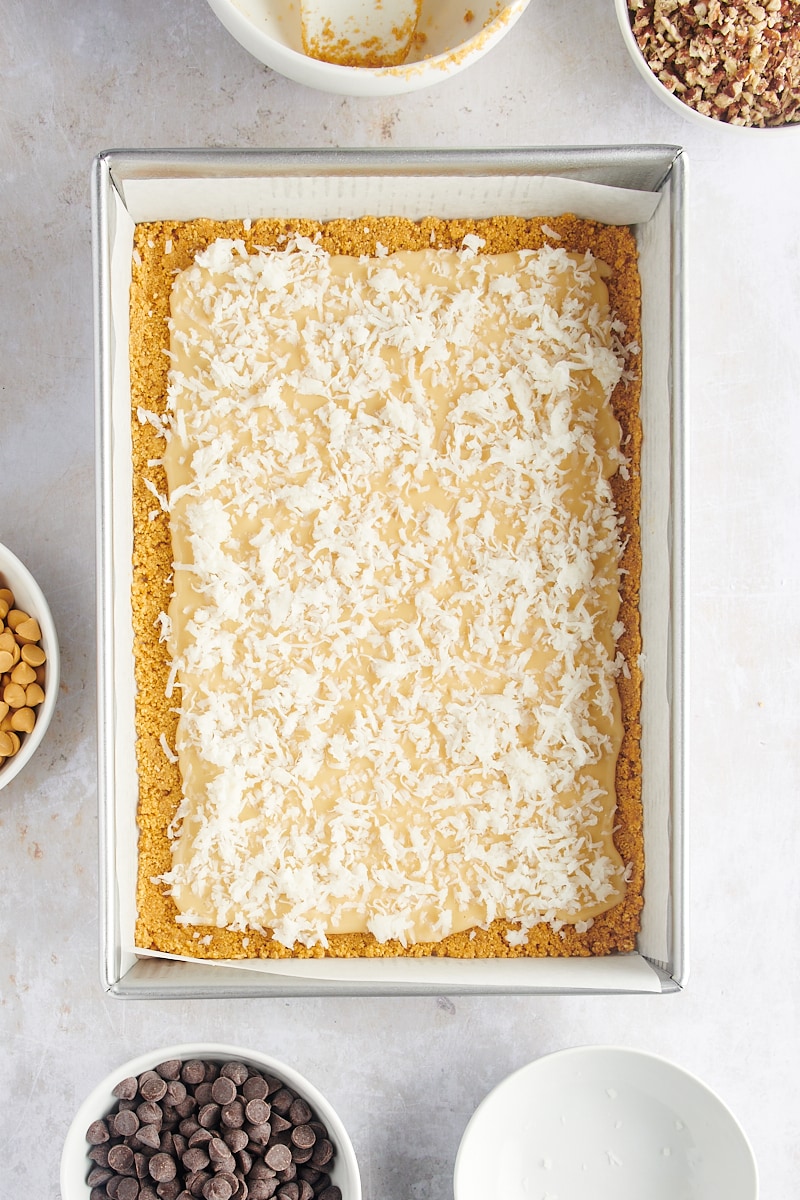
[300,0,423,67]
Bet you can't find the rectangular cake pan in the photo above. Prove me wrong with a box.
[92,146,687,997]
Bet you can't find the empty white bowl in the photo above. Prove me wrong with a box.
[0,541,60,790]
[61,1042,362,1200]
[614,0,800,133]
[455,1045,758,1200]
[205,0,531,95]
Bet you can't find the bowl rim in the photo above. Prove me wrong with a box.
[612,0,800,134]
[60,1041,362,1200]
[205,0,531,95]
[0,540,60,790]
[454,1044,758,1199]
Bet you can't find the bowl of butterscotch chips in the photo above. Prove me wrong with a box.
[0,541,59,789]
[615,0,800,129]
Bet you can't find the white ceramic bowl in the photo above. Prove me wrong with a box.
[205,0,531,95]
[455,1045,758,1200]
[61,1042,362,1200]
[0,541,60,790]
[614,0,800,134]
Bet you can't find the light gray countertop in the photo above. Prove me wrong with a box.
[1,2,799,1196]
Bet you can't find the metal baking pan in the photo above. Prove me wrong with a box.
[92,147,687,997]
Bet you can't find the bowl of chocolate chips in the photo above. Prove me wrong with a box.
[615,0,800,129]
[61,1044,361,1200]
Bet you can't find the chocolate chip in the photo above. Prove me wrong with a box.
[108,1145,136,1175]
[243,1099,270,1126]
[88,1167,115,1187]
[167,1081,188,1105]
[140,1073,169,1103]
[277,1185,299,1200]
[264,1146,292,1173]
[248,1183,278,1200]
[297,1184,314,1200]
[117,1178,140,1200]
[185,1172,211,1198]
[183,1147,210,1173]
[175,1097,198,1120]
[220,1063,249,1087]
[157,1180,181,1200]
[198,1104,221,1130]
[245,1121,271,1146]
[215,1172,238,1192]
[178,1060,203,1085]
[87,1120,111,1145]
[138,1102,163,1128]
[317,1188,341,1200]
[206,1137,229,1162]
[309,1141,333,1170]
[249,1162,277,1182]
[269,1115,292,1136]
[289,1126,315,1151]
[223,1128,249,1154]
[269,1091,294,1118]
[287,1101,312,1127]
[114,1110,141,1138]
[202,1178,233,1200]
[138,1125,162,1151]
[157,1061,184,1082]
[211,1078,237,1106]
[221,1101,245,1129]
[241,1076,268,1102]
[113,1078,140,1101]
[149,1153,178,1183]
[160,1132,176,1158]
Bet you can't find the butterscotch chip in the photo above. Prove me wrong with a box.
[21,643,46,667]
[14,616,42,644]
[3,682,26,709]
[11,661,36,686]
[10,707,35,734]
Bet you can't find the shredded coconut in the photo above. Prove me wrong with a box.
[156,237,629,948]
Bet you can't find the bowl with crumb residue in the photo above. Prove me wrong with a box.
[205,0,531,95]
[455,1046,758,1200]
[614,0,800,132]
[0,542,60,791]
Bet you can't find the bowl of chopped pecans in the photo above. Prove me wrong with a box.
[0,542,60,790]
[615,0,800,129]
